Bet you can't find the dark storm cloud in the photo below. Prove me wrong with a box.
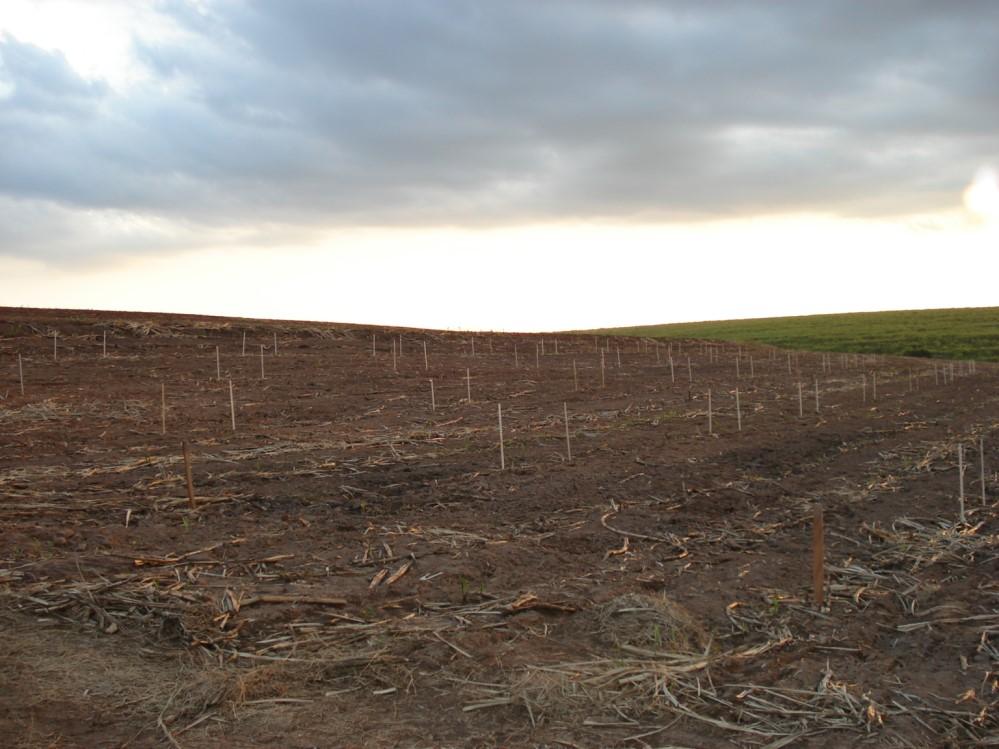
[1,1,998,259]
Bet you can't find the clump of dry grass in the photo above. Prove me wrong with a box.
[595,593,709,653]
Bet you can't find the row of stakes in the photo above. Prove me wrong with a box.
[12,330,989,508]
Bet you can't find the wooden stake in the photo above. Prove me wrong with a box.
[229,378,236,431]
[616,346,621,369]
[798,382,803,418]
[514,343,519,368]
[787,351,792,375]
[260,345,265,380]
[573,359,578,392]
[749,356,754,378]
[241,331,246,357]
[391,338,396,372]
[812,504,825,607]
[423,340,429,371]
[735,387,742,432]
[600,351,606,388]
[471,337,475,358]
[216,346,221,381]
[707,389,713,435]
[959,443,966,523]
[430,378,436,412]
[498,403,505,470]
[160,382,166,435]
[399,335,403,358]
[872,372,877,401]
[687,356,692,382]
[372,333,376,357]
[17,353,24,396]
[669,356,675,384]
[53,331,58,361]
[273,331,278,356]
[103,330,107,358]
[541,338,545,356]
[182,441,196,511]
[981,436,987,506]
[814,377,820,413]
[466,368,471,403]
[554,338,559,355]
[564,402,572,462]
[862,374,867,403]
[736,355,741,379]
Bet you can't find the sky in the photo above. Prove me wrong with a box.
[1,1,998,331]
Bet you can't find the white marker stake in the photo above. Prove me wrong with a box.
[392,339,397,372]
[541,338,545,356]
[669,356,675,384]
[735,388,742,432]
[981,436,987,506]
[471,337,475,358]
[554,338,559,355]
[736,355,741,379]
[814,377,820,413]
[959,443,966,523]
[103,330,107,358]
[53,331,58,361]
[161,383,166,435]
[466,368,472,403]
[707,389,713,435]
[242,331,246,357]
[514,344,519,368]
[564,402,572,462]
[798,382,804,418]
[573,359,578,392]
[399,335,403,358]
[423,340,429,371]
[260,345,266,380]
[862,374,867,403]
[430,378,436,412]
[600,351,606,388]
[372,333,376,357]
[656,344,661,364]
[18,353,24,396]
[216,346,221,381]
[229,378,236,431]
[273,331,278,356]
[616,346,621,368]
[498,403,506,470]
[872,372,877,401]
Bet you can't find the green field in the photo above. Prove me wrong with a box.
[586,307,999,361]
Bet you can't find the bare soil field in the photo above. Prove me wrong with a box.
[2,307,998,748]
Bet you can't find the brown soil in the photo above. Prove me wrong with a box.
[1,306,997,748]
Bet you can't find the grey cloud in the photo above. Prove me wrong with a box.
[1,1,998,260]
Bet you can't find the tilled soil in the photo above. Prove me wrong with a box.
[1,307,997,748]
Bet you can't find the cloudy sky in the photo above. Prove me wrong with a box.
[1,1,997,330]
